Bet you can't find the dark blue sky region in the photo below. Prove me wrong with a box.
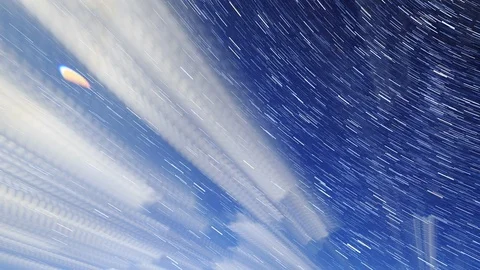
[166,1,480,268]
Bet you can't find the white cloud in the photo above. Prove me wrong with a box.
[229,215,317,270]
[0,78,157,208]
[0,41,210,232]
[0,225,100,270]
[16,0,287,227]
[0,183,163,260]
[0,0,338,268]
[131,262,166,270]
[17,0,331,243]
[85,0,296,202]
[0,250,60,270]
[0,44,221,268]
[214,259,251,270]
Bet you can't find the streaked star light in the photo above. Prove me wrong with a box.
[0,0,478,269]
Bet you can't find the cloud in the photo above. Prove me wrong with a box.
[16,0,287,227]
[17,0,331,243]
[214,259,251,270]
[0,182,163,259]
[0,224,99,270]
[228,214,317,269]
[413,215,438,270]
[0,250,60,270]
[0,76,157,208]
[0,0,337,268]
[86,0,296,201]
[98,0,332,242]
[0,40,210,232]
[130,262,166,270]
[0,43,220,268]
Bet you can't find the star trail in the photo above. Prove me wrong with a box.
[0,0,478,269]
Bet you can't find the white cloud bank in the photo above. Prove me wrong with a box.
[228,214,315,270]
[0,46,219,268]
[0,0,338,268]
[18,0,330,240]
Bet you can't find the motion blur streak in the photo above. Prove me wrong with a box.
[0,0,338,269]
[0,43,210,232]
[0,50,223,268]
[4,0,477,269]
[85,0,330,241]
[17,0,287,240]
[18,0,330,246]
[0,78,158,208]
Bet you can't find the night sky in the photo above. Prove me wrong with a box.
[0,0,479,269]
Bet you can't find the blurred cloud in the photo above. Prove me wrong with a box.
[0,0,338,268]
[228,214,316,269]
[0,45,216,268]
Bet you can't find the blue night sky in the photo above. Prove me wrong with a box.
[0,0,479,269]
